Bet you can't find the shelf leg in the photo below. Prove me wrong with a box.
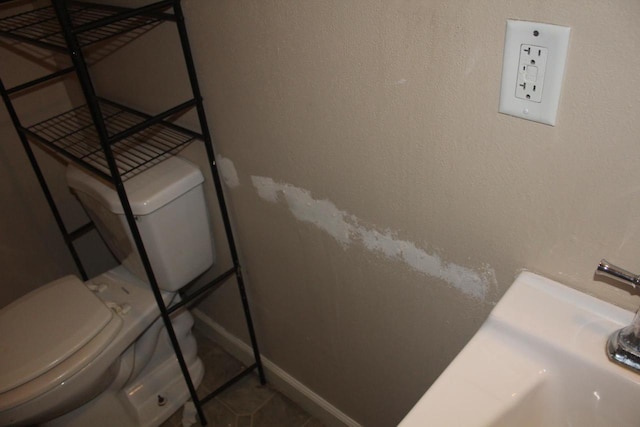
[173,0,267,386]
[0,77,88,281]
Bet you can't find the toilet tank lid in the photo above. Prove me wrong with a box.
[66,156,204,216]
[0,276,117,394]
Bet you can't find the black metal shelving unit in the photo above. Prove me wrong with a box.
[0,1,265,425]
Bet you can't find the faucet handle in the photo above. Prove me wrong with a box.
[596,259,640,289]
[598,259,640,372]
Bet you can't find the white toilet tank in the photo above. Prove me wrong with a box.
[66,156,215,292]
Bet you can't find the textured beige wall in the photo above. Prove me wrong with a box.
[3,0,640,426]
[175,2,640,425]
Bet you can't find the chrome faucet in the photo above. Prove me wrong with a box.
[595,259,640,372]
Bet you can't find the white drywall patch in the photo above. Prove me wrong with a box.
[360,226,490,299]
[251,176,495,300]
[216,155,240,188]
[251,176,353,246]
[251,176,281,203]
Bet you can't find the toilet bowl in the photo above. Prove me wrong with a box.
[0,155,214,426]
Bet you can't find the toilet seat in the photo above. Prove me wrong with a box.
[0,276,122,411]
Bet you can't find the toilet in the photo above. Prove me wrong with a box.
[0,155,215,427]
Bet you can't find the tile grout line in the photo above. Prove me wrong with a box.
[249,391,277,416]
[299,414,314,427]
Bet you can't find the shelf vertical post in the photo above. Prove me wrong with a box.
[172,0,267,385]
[0,77,89,281]
[50,1,207,425]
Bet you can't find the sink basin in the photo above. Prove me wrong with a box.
[399,272,640,427]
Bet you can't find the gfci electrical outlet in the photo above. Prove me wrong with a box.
[515,45,547,102]
[499,20,570,126]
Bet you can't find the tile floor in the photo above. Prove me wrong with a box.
[161,330,324,427]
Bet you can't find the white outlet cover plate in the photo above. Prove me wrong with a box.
[499,20,570,126]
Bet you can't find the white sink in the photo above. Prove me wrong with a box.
[399,272,640,427]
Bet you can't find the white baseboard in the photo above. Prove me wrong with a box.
[192,309,361,427]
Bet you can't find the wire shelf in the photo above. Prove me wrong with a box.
[0,2,167,50]
[25,101,196,181]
